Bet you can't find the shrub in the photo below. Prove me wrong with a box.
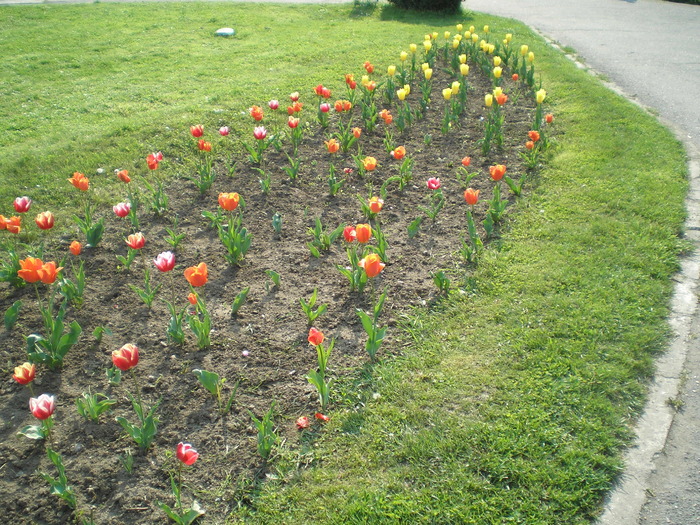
[386,0,462,13]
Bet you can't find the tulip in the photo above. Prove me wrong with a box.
[343,226,357,243]
[493,67,502,79]
[218,192,240,211]
[387,65,396,77]
[495,93,508,106]
[154,251,176,272]
[423,40,432,52]
[520,44,529,56]
[483,25,490,33]
[315,412,330,422]
[184,262,208,287]
[464,188,480,205]
[250,105,264,121]
[125,233,146,250]
[116,169,131,183]
[253,126,267,140]
[379,109,393,125]
[359,253,385,278]
[484,94,493,107]
[14,196,32,213]
[363,157,377,171]
[363,61,374,74]
[289,92,300,102]
[29,394,55,420]
[35,211,55,230]
[188,292,198,305]
[325,139,340,154]
[545,113,554,124]
[3,215,21,234]
[512,73,519,81]
[536,89,547,104]
[356,224,372,244]
[396,88,407,101]
[403,84,411,96]
[113,202,131,218]
[177,443,199,466]
[444,31,451,40]
[456,23,463,31]
[68,172,89,191]
[451,81,460,95]
[365,81,377,92]
[146,153,160,170]
[69,241,82,256]
[18,257,44,283]
[288,116,300,128]
[219,126,230,136]
[369,197,384,214]
[308,327,324,346]
[426,178,441,190]
[313,84,324,96]
[409,43,417,53]
[505,33,513,43]
[343,100,352,112]
[296,416,310,430]
[334,100,344,112]
[493,86,503,97]
[528,130,541,142]
[190,125,203,137]
[525,141,535,150]
[391,146,406,160]
[13,362,36,385]
[319,102,331,113]
[469,25,475,33]
[400,51,408,62]
[432,31,438,39]
[112,343,139,372]
[442,88,452,101]
[452,39,460,49]
[268,99,279,110]
[462,156,471,167]
[471,33,479,43]
[528,51,535,63]
[197,139,212,152]
[493,56,502,67]
[38,261,62,285]
[460,64,470,76]
[352,127,362,138]
[489,164,507,181]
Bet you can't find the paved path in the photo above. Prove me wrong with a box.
[465,1,700,524]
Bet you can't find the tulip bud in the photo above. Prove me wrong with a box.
[400,51,408,62]
[409,43,417,53]
[460,64,470,76]
[493,67,502,78]
[396,88,407,101]
[520,44,529,56]
[459,54,467,64]
[456,24,463,32]
[451,81,460,95]
[483,25,490,33]
[423,40,432,51]
[484,94,493,107]
[471,33,479,43]
[387,65,396,76]
[505,33,513,43]
[493,56,502,67]
[528,51,535,63]
[442,88,452,100]
[177,442,199,466]
[536,89,547,104]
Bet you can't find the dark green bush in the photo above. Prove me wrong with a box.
[385,0,462,13]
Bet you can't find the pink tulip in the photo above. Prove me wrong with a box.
[219,126,230,136]
[29,394,55,420]
[319,103,331,113]
[13,196,32,213]
[426,177,441,190]
[296,416,310,430]
[253,126,267,140]
[154,251,176,272]
[268,99,280,110]
[177,442,199,465]
[113,202,131,218]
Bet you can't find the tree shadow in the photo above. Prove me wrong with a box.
[377,4,475,25]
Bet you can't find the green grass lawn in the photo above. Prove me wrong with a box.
[0,2,689,523]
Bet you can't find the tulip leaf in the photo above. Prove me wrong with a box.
[18,424,46,440]
[192,369,220,397]
[4,300,21,331]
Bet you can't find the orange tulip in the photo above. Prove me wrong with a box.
[489,164,507,181]
[495,93,508,106]
[352,127,362,138]
[363,157,377,171]
[68,172,89,191]
[461,156,471,167]
[35,211,55,230]
[359,253,385,278]
[112,343,139,372]
[528,130,541,142]
[38,261,62,285]
[525,141,535,150]
[184,262,208,287]
[512,73,519,81]
[355,224,372,244]
[18,257,44,283]
[69,241,82,256]
[325,139,340,154]
[197,139,212,152]
[116,169,131,183]
[379,109,393,125]
[0,214,5,230]
[545,114,554,124]
[218,192,240,211]
[391,146,406,160]
[125,233,146,250]
[13,362,36,385]
[464,188,480,205]
[250,105,264,121]
[5,215,21,234]
[308,327,324,346]
[187,292,198,305]
[369,197,384,214]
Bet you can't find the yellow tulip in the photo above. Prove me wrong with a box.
[503,38,509,45]
[493,86,503,96]
[469,25,475,33]
[488,44,495,54]
[396,88,406,101]
[361,74,370,86]
[424,34,431,41]
[455,34,462,42]
[432,31,438,39]
[493,66,502,78]
[403,84,411,95]
[424,68,433,80]
[451,81,460,95]
[452,39,460,49]
[444,31,451,40]
[459,54,467,64]
[480,40,487,51]
[456,24,463,32]
[460,63,470,76]
[471,33,479,43]
[442,88,452,100]
[465,31,471,39]
[484,94,493,107]
[483,25,490,33]
[400,51,408,62]
[421,62,429,71]
[493,56,502,67]
[505,33,513,43]
[424,40,432,51]
[409,43,417,53]
[528,51,535,63]
[387,65,396,76]
[536,89,547,104]
[520,44,529,56]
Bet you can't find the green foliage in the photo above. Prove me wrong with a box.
[231,287,250,317]
[356,290,388,361]
[249,403,278,460]
[4,300,21,331]
[116,395,161,451]
[26,303,82,370]
[218,213,252,266]
[299,288,328,326]
[40,449,77,509]
[75,390,116,423]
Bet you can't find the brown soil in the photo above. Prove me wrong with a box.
[0,61,540,524]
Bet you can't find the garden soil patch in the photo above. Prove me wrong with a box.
[0,62,541,524]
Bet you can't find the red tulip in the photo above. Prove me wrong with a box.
[345,74,355,85]
[289,92,300,102]
[343,225,357,243]
[545,113,554,124]
[525,140,535,150]
[190,125,204,137]
[218,192,240,211]
[268,99,280,110]
[253,126,267,140]
[325,139,340,154]
[495,93,508,106]
[154,251,176,272]
[112,343,139,372]
[146,153,160,170]
[13,362,36,385]
[352,127,362,139]
[69,241,82,256]
[464,188,480,205]
[288,116,300,129]
[113,202,131,218]
[489,164,507,181]
[125,233,145,250]
[13,196,32,213]
[363,61,374,74]
[362,157,377,171]
[198,139,212,152]
[308,327,324,346]
[319,102,331,113]
[359,253,385,278]
[116,169,131,183]
[184,262,208,287]
[315,412,330,422]
[461,156,471,167]
[35,211,55,230]
[356,224,371,244]
[512,73,519,81]
[29,394,55,420]
[426,177,441,190]
[177,442,199,466]
[296,416,310,430]
[38,261,62,285]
